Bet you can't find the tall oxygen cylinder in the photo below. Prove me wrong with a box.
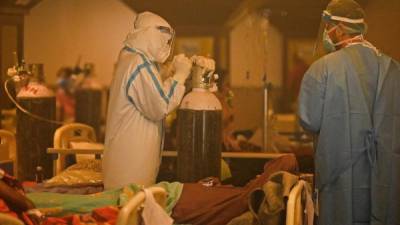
[177,58,222,182]
[16,64,56,180]
[75,63,102,138]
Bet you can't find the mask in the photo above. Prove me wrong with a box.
[148,27,174,63]
[154,42,171,63]
[323,29,336,53]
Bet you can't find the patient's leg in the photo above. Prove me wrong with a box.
[172,154,299,225]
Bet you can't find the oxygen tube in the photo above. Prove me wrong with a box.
[4,53,65,125]
[4,79,64,125]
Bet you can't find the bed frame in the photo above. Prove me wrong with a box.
[116,186,168,225]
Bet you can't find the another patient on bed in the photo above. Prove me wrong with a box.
[10,155,298,225]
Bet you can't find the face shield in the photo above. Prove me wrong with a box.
[156,25,176,63]
[314,9,367,56]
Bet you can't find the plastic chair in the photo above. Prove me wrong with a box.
[1,109,17,133]
[53,123,97,174]
[116,186,168,225]
[0,129,17,176]
[286,180,307,225]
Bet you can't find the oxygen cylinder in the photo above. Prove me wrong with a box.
[16,64,56,181]
[176,60,222,182]
[74,63,102,139]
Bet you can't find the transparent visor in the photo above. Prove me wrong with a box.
[313,10,365,57]
[313,20,328,57]
[322,10,365,24]
[156,25,176,62]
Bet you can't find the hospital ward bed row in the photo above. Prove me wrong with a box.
[0,124,314,225]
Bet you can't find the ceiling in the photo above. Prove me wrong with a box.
[0,0,369,38]
[123,0,369,38]
[122,0,243,35]
[0,0,41,14]
[261,0,369,37]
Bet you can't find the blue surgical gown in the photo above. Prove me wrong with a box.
[298,44,400,225]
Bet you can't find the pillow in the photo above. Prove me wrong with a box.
[66,159,102,172]
[44,159,102,187]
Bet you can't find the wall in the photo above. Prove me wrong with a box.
[0,14,24,114]
[230,87,264,131]
[365,0,400,61]
[1,25,19,110]
[227,0,400,131]
[229,13,283,130]
[24,0,136,85]
[229,13,283,88]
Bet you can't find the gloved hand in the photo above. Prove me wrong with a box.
[191,56,217,89]
[191,55,215,72]
[172,54,192,84]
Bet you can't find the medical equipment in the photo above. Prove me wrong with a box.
[5,57,57,180]
[177,57,222,182]
[74,63,103,139]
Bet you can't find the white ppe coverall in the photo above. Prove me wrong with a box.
[103,12,188,189]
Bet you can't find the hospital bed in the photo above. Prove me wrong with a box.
[0,183,169,225]
[116,186,168,225]
[0,124,316,225]
[286,179,314,225]
[117,181,311,225]
[0,126,171,225]
[44,124,313,224]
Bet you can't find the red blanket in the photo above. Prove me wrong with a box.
[0,172,37,225]
[42,206,119,225]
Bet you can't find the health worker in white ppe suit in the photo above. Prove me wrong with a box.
[103,12,192,189]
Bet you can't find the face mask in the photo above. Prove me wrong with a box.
[155,43,171,63]
[148,28,174,63]
[323,28,336,53]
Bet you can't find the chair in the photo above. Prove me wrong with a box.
[286,180,308,225]
[116,186,168,225]
[1,109,16,133]
[0,130,16,176]
[53,123,97,174]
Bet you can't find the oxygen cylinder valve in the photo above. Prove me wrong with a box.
[190,55,217,90]
[7,52,31,87]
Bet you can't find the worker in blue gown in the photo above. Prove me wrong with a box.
[298,0,400,224]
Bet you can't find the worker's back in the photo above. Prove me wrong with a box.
[298,43,400,225]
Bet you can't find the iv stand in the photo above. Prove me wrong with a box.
[263,75,272,152]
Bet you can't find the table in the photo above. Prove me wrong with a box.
[47,148,290,159]
[47,148,103,158]
[47,148,292,182]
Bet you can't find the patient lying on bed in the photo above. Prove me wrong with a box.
[1,155,298,225]
[172,154,298,225]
